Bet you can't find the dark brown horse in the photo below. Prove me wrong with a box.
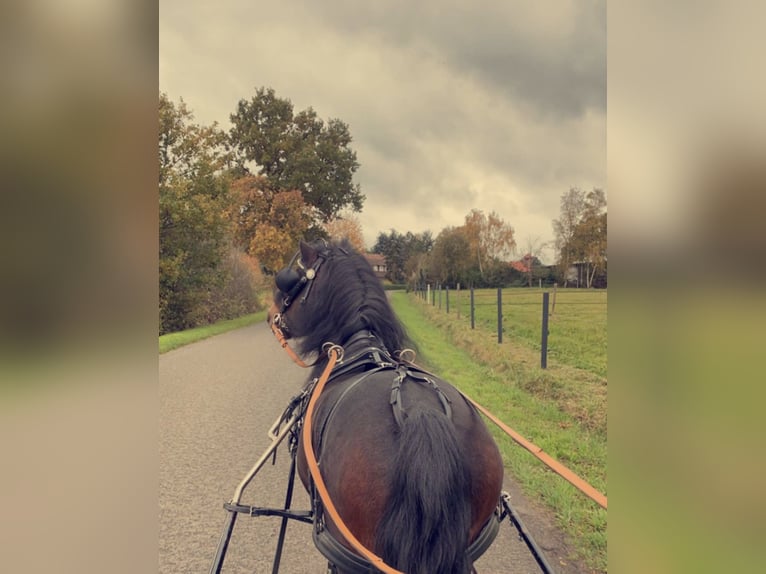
[268,239,504,574]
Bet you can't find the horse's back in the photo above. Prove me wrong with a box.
[305,368,504,551]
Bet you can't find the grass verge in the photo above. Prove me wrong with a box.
[389,292,607,573]
[159,311,267,354]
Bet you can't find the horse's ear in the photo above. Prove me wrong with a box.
[299,240,318,267]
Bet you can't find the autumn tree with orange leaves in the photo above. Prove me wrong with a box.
[226,174,312,272]
[323,212,366,253]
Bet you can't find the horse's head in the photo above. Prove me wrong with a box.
[269,240,327,340]
[269,237,408,362]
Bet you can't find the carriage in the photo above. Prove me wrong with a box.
[209,239,603,573]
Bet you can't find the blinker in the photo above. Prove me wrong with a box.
[274,247,324,312]
[276,250,305,294]
[276,268,301,293]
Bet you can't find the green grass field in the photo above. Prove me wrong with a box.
[426,287,607,378]
[390,290,607,572]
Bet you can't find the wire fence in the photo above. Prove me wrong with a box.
[412,284,607,376]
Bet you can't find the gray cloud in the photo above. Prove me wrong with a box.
[296,0,606,119]
[160,0,605,260]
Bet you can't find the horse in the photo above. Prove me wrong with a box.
[267,238,504,574]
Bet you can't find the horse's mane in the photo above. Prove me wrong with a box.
[295,238,412,360]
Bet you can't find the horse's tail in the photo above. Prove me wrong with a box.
[375,409,472,574]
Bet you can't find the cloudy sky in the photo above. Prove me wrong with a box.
[159,1,605,263]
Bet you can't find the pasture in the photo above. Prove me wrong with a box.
[426,287,606,378]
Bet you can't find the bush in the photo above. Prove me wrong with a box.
[185,248,265,329]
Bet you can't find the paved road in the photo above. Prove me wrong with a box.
[160,322,547,573]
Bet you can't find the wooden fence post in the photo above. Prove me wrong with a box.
[497,287,503,344]
[470,287,475,329]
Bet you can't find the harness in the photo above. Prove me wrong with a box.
[294,329,501,573]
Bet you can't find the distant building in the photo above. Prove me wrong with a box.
[566,261,607,288]
[509,254,534,274]
[364,253,387,279]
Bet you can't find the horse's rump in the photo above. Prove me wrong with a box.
[300,365,503,572]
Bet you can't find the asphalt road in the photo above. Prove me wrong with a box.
[159,322,547,573]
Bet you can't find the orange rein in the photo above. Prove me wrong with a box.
[458,393,607,510]
[269,314,309,368]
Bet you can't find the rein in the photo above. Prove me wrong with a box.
[270,317,310,368]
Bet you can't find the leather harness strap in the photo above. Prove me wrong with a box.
[270,319,310,368]
[390,364,453,429]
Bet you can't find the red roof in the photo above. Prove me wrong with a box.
[510,260,530,273]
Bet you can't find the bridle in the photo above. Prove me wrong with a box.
[271,247,326,341]
[270,246,328,368]
[275,248,326,313]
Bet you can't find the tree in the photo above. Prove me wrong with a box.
[372,229,433,283]
[552,187,606,287]
[372,229,407,282]
[225,174,314,272]
[520,235,550,287]
[229,87,364,224]
[225,174,271,252]
[462,209,516,278]
[552,187,587,286]
[323,212,366,253]
[250,190,313,272]
[159,93,233,334]
[571,189,607,287]
[429,227,471,287]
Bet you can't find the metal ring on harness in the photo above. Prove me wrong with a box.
[394,348,416,363]
[322,342,344,363]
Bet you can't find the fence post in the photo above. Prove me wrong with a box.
[456,284,461,318]
[541,292,550,368]
[497,287,503,344]
[438,285,442,310]
[551,283,558,317]
[446,286,450,313]
[432,284,435,306]
[470,287,475,329]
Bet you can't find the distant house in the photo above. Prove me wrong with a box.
[510,254,534,274]
[364,253,387,279]
[566,260,607,288]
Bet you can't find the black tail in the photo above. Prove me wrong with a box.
[375,409,472,574]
